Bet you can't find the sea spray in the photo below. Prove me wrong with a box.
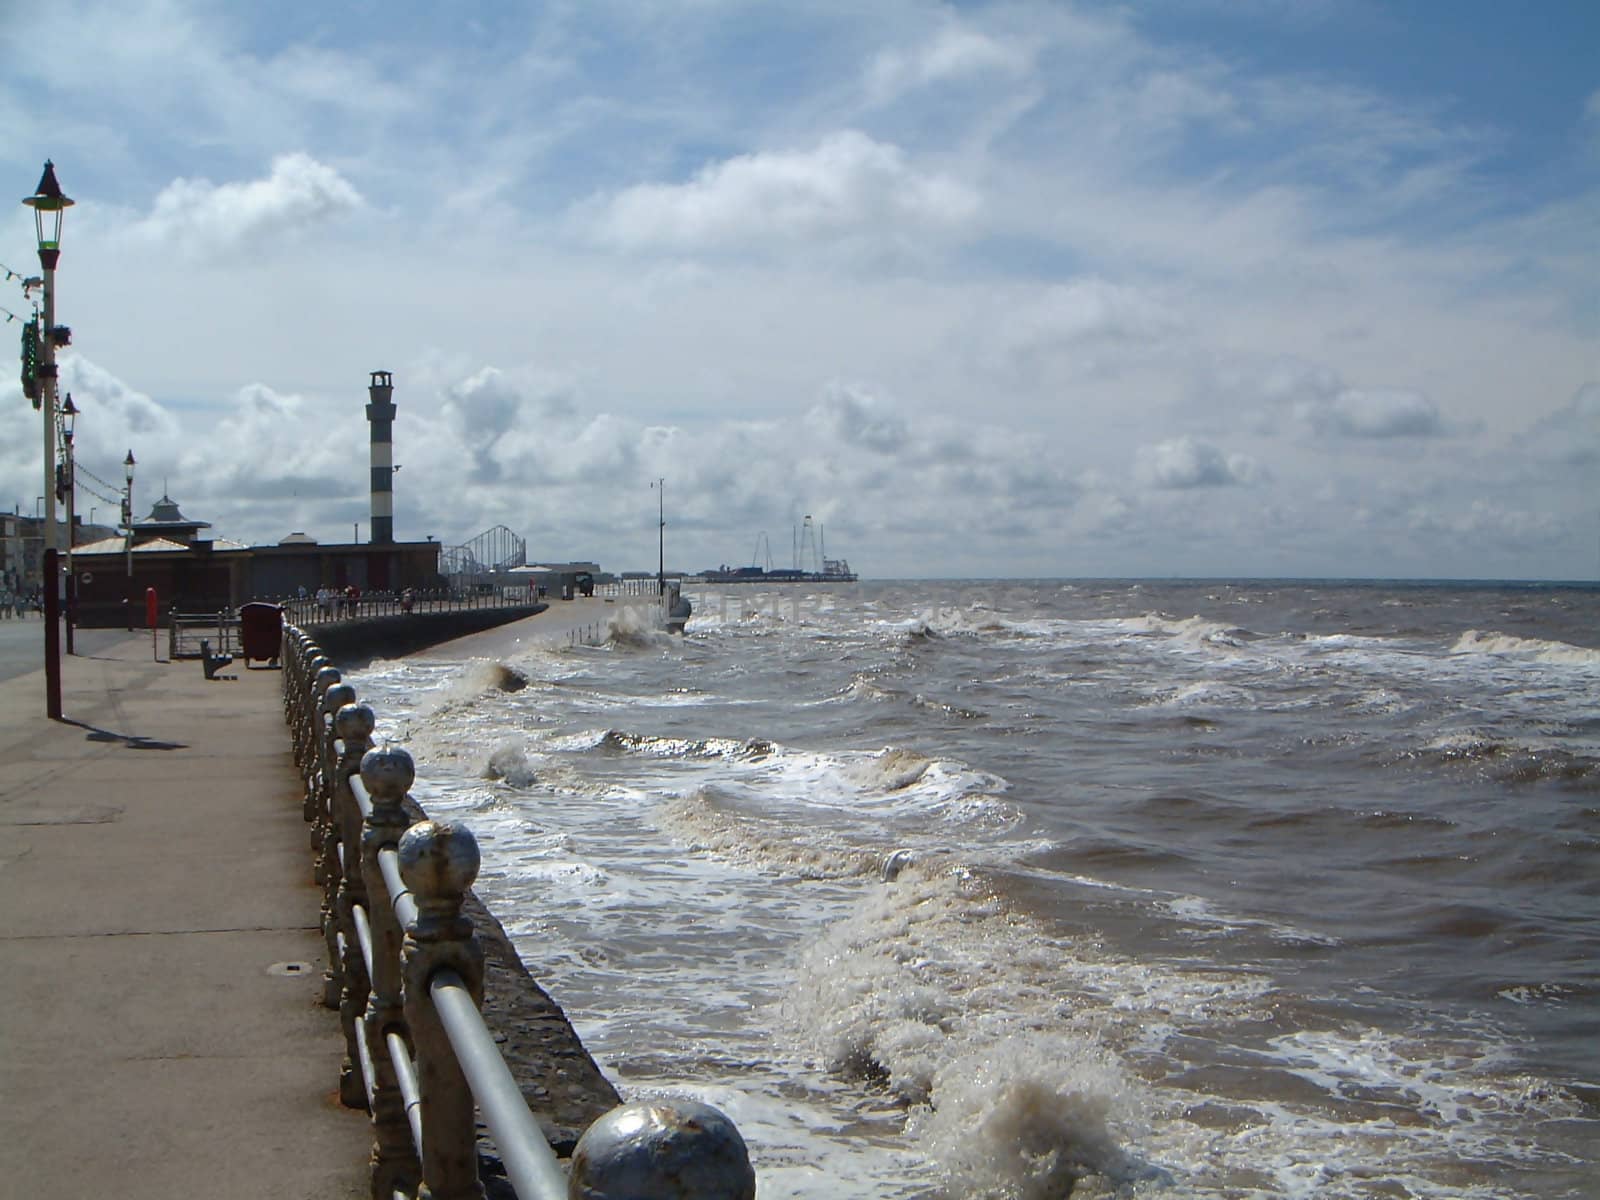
[906,1034,1145,1199]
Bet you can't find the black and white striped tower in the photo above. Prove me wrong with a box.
[366,370,395,544]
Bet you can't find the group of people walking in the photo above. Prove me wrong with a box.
[0,587,39,618]
[313,584,361,618]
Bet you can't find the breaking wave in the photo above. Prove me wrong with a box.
[1451,629,1600,667]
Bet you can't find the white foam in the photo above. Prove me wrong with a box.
[1451,628,1600,667]
[339,586,1600,1198]
[1161,895,1342,947]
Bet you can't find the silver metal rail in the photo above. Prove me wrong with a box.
[282,622,757,1200]
[431,968,569,1198]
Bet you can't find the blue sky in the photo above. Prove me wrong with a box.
[2,0,1596,578]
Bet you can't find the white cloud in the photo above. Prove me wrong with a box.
[995,279,1181,365]
[136,154,363,254]
[1297,388,1445,438]
[1134,437,1261,488]
[806,383,911,455]
[1514,381,1600,467]
[2,3,1594,578]
[866,27,1032,104]
[590,131,979,252]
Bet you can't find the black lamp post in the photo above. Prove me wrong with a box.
[23,161,73,719]
[60,393,77,654]
[123,450,135,626]
[653,478,666,596]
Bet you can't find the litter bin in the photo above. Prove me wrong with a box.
[239,602,285,668]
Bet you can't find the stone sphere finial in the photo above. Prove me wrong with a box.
[569,1099,756,1200]
[323,682,357,716]
[308,653,330,678]
[335,703,375,744]
[314,665,342,697]
[360,745,415,806]
[397,820,480,912]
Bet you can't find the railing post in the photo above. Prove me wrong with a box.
[361,747,422,1198]
[308,668,344,876]
[399,820,487,1200]
[318,681,357,1010]
[334,701,375,1109]
[297,657,332,809]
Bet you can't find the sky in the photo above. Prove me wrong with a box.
[1,0,1596,580]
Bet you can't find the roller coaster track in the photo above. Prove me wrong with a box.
[439,524,526,578]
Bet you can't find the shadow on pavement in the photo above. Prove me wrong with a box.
[64,719,188,751]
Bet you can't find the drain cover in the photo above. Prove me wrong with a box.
[267,961,315,977]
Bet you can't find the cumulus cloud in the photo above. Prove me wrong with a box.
[866,26,1032,103]
[590,131,979,252]
[806,383,911,454]
[1405,498,1561,547]
[1296,388,1445,438]
[1134,436,1261,488]
[137,153,363,253]
[182,382,358,508]
[58,357,181,442]
[1514,381,1600,467]
[995,278,1181,366]
[0,359,177,522]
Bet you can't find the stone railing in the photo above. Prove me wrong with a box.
[283,624,755,1200]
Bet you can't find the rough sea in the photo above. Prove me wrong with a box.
[349,580,1600,1199]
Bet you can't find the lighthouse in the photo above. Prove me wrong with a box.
[366,370,395,543]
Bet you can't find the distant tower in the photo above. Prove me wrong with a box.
[366,371,395,543]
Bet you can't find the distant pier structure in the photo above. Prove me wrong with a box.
[366,370,396,543]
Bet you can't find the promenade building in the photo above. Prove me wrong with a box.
[69,492,442,626]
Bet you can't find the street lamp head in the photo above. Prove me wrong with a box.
[60,393,77,441]
[22,161,73,267]
[124,449,136,483]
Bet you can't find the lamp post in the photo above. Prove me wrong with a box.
[123,451,135,627]
[60,393,77,654]
[24,160,73,719]
[652,478,665,596]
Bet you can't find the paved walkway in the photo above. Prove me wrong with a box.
[0,628,369,1200]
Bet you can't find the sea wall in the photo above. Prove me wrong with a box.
[305,603,547,666]
[308,614,621,1169]
[403,794,622,1165]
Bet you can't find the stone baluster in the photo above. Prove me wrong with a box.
[308,665,342,858]
[334,701,375,1110]
[284,631,309,723]
[399,819,487,1200]
[296,653,330,777]
[361,747,422,1197]
[296,657,329,790]
[317,681,357,1010]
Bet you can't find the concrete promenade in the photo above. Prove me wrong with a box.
[0,628,369,1199]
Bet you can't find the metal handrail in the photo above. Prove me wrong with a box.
[431,968,569,1197]
[282,621,755,1200]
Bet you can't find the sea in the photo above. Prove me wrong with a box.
[349,579,1600,1199]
